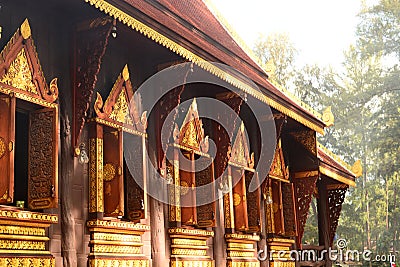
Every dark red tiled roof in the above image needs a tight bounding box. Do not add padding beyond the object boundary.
[119,0,325,128]
[317,148,356,180]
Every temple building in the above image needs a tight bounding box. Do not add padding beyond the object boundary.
[0,1,361,267]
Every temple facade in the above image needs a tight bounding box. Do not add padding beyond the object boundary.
[0,1,361,267]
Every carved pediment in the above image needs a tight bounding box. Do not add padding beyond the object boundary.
[230,122,254,168]
[94,64,147,132]
[269,139,289,180]
[0,19,58,104]
[177,98,208,153]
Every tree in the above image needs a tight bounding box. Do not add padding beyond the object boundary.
[253,33,297,87]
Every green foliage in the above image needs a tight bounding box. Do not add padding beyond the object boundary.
[254,0,400,264]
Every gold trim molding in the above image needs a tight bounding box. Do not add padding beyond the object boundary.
[0,257,55,267]
[0,210,58,224]
[89,258,149,267]
[168,228,214,237]
[319,166,356,187]
[83,0,325,134]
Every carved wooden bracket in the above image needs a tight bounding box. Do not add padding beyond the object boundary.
[72,17,112,150]
[214,95,243,178]
[293,175,318,248]
[327,186,348,246]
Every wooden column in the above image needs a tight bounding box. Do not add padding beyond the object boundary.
[317,180,331,267]
[214,190,227,266]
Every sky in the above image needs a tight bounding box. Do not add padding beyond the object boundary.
[210,0,364,69]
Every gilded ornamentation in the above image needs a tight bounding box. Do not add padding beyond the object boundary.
[230,122,250,167]
[225,233,260,241]
[92,244,141,254]
[233,193,241,207]
[122,64,130,81]
[171,238,206,247]
[20,19,32,39]
[171,248,207,256]
[180,181,189,196]
[0,86,57,108]
[319,166,356,187]
[180,120,199,149]
[0,137,5,159]
[89,138,104,213]
[290,131,317,156]
[293,171,319,179]
[0,210,58,223]
[0,49,38,94]
[168,228,214,237]
[317,142,354,173]
[92,232,141,242]
[170,260,214,267]
[0,226,45,236]
[224,193,233,228]
[322,106,334,127]
[103,163,116,181]
[0,257,55,267]
[269,261,295,267]
[227,242,254,249]
[84,0,325,134]
[351,159,362,177]
[0,240,45,250]
[89,259,149,267]
[227,251,255,258]
[109,91,134,125]
[87,219,149,231]
[227,262,259,267]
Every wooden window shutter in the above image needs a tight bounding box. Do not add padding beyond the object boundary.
[282,182,298,237]
[195,156,216,228]
[0,94,15,204]
[28,107,58,209]
[271,180,284,234]
[232,168,248,232]
[103,126,124,217]
[245,171,261,232]
[124,133,145,222]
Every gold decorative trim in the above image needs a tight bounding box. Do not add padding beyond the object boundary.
[293,171,319,179]
[170,260,214,267]
[0,210,58,223]
[0,225,45,236]
[83,0,325,135]
[0,239,46,250]
[227,262,259,267]
[172,248,207,256]
[225,233,260,242]
[0,257,55,267]
[122,64,130,81]
[322,106,334,127]
[0,86,57,108]
[351,159,362,178]
[227,251,255,257]
[89,258,149,267]
[92,232,141,242]
[0,234,49,241]
[269,261,295,267]
[319,166,356,187]
[171,238,207,247]
[90,118,146,137]
[0,137,5,159]
[317,142,354,175]
[168,228,214,237]
[20,19,32,39]
[227,242,254,250]
[267,238,295,244]
[89,138,104,213]
[87,219,150,231]
[92,244,141,254]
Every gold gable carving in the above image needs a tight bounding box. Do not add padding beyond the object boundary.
[94,64,147,132]
[109,90,133,125]
[230,122,251,167]
[179,99,208,152]
[0,49,38,94]
[0,19,58,105]
[269,140,289,180]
